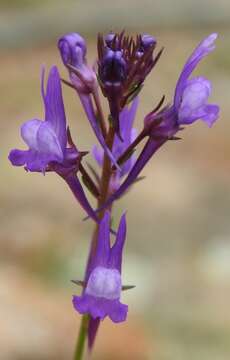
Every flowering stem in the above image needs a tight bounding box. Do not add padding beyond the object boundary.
[98,125,116,213]
[74,315,89,360]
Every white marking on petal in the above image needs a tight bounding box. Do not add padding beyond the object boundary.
[37,122,64,161]
[179,77,212,122]
[21,119,42,151]
[85,266,122,300]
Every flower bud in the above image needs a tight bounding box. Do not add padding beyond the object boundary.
[58,33,97,94]
[100,49,127,85]
[141,34,156,50]
[105,32,116,48]
[58,33,86,68]
[136,34,156,58]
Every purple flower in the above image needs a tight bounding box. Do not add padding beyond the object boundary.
[9,66,98,222]
[73,211,128,323]
[92,33,220,214]
[93,97,138,191]
[174,33,219,127]
[9,66,68,172]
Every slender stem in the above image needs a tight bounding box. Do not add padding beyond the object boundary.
[74,315,89,360]
[92,89,107,138]
[98,125,116,214]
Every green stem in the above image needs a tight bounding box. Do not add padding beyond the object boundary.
[74,315,89,360]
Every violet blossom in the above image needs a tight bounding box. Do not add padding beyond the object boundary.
[73,211,128,322]
[9,66,98,222]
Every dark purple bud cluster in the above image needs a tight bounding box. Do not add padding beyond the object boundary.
[100,49,127,84]
[97,31,161,136]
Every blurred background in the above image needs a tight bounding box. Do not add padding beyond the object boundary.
[1,0,230,359]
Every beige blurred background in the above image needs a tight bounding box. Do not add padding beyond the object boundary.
[1,0,230,359]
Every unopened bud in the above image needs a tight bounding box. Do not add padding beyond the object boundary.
[58,33,97,94]
[58,33,86,67]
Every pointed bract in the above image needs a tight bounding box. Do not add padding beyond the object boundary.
[43,66,67,150]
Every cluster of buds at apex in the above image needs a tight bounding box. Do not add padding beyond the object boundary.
[97,31,162,137]
[58,33,97,94]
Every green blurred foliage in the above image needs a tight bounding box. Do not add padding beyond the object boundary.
[0,0,50,9]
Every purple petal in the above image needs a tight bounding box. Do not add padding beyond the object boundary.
[92,98,138,174]
[9,148,53,172]
[9,149,30,166]
[63,174,99,223]
[109,213,126,272]
[174,33,218,109]
[88,318,100,351]
[119,97,139,138]
[21,119,42,150]
[84,210,111,281]
[201,104,219,127]
[78,93,121,171]
[181,77,211,108]
[178,77,219,127]
[92,144,103,167]
[112,98,139,175]
[73,294,128,323]
[24,151,53,172]
[13,118,65,172]
[113,98,139,159]
[21,119,64,163]
[85,267,122,300]
[94,211,110,266]
[109,300,128,323]
[37,122,64,161]
[119,128,138,176]
[43,66,67,151]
